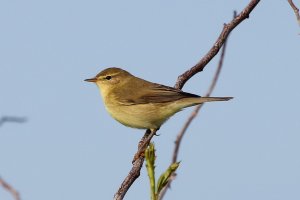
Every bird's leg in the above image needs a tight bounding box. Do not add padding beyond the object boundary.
[132,129,157,164]
[154,127,160,136]
[137,129,151,148]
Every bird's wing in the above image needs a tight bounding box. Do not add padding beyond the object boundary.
[120,83,200,105]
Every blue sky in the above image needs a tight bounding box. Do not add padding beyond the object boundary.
[1,1,300,200]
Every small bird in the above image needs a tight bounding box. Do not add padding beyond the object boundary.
[85,68,232,131]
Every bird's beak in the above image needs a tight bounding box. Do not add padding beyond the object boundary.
[84,77,97,83]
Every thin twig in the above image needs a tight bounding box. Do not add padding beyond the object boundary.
[175,0,260,90]
[113,129,157,200]
[287,0,300,25]
[159,22,232,200]
[0,116,27,127]
[0,116,25,199]
[0,177,21,200]
[113,1,260,199]
[173,26,230,163]
[158,11,236,200]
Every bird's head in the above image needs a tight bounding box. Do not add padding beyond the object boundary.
[85,67,132,95]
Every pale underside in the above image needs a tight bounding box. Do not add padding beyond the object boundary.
[102,80,203,129]
[105,100,195,129]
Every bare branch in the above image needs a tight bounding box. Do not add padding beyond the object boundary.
[113,0,260,199]
[159,11,236,200]
[175,0,260,90]
[0,116,25,198]
[159,25,230,200]
[287,0,300,26]
[0,116,27,127]
[0,177,21,200]
[113,129,157,200]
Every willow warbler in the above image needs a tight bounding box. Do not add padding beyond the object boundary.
[85,68,232,130]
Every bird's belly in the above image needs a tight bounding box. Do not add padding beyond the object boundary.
[105,103,176,129]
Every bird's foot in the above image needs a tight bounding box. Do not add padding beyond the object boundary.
[132,129,158,164]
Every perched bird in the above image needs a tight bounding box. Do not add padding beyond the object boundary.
[85,67,232,131]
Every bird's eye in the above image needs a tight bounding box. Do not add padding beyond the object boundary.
[105,76,112,80]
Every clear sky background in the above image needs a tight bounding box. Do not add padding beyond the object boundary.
[1,1,300,200]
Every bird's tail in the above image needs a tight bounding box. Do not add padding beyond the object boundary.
[176,96,233,109]
[197,96,233,104]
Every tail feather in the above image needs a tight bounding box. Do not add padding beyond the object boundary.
[175,96,233,110]
[198,96,233,103]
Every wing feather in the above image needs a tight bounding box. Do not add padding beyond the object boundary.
[120,83,200,105]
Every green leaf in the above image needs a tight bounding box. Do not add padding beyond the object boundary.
[145,143,156,200]
[156,162,180,194]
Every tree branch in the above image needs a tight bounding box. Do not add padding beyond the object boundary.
[159,11,234,199]
[113,129,157,200]
[174,40,228,164]
[287,0,300,26]
[175,0,260,90]
[0,116,25,200]
[113,1,260,199]
[0,177,20,200]
[173,23,231,162]
[0,116,26,127]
